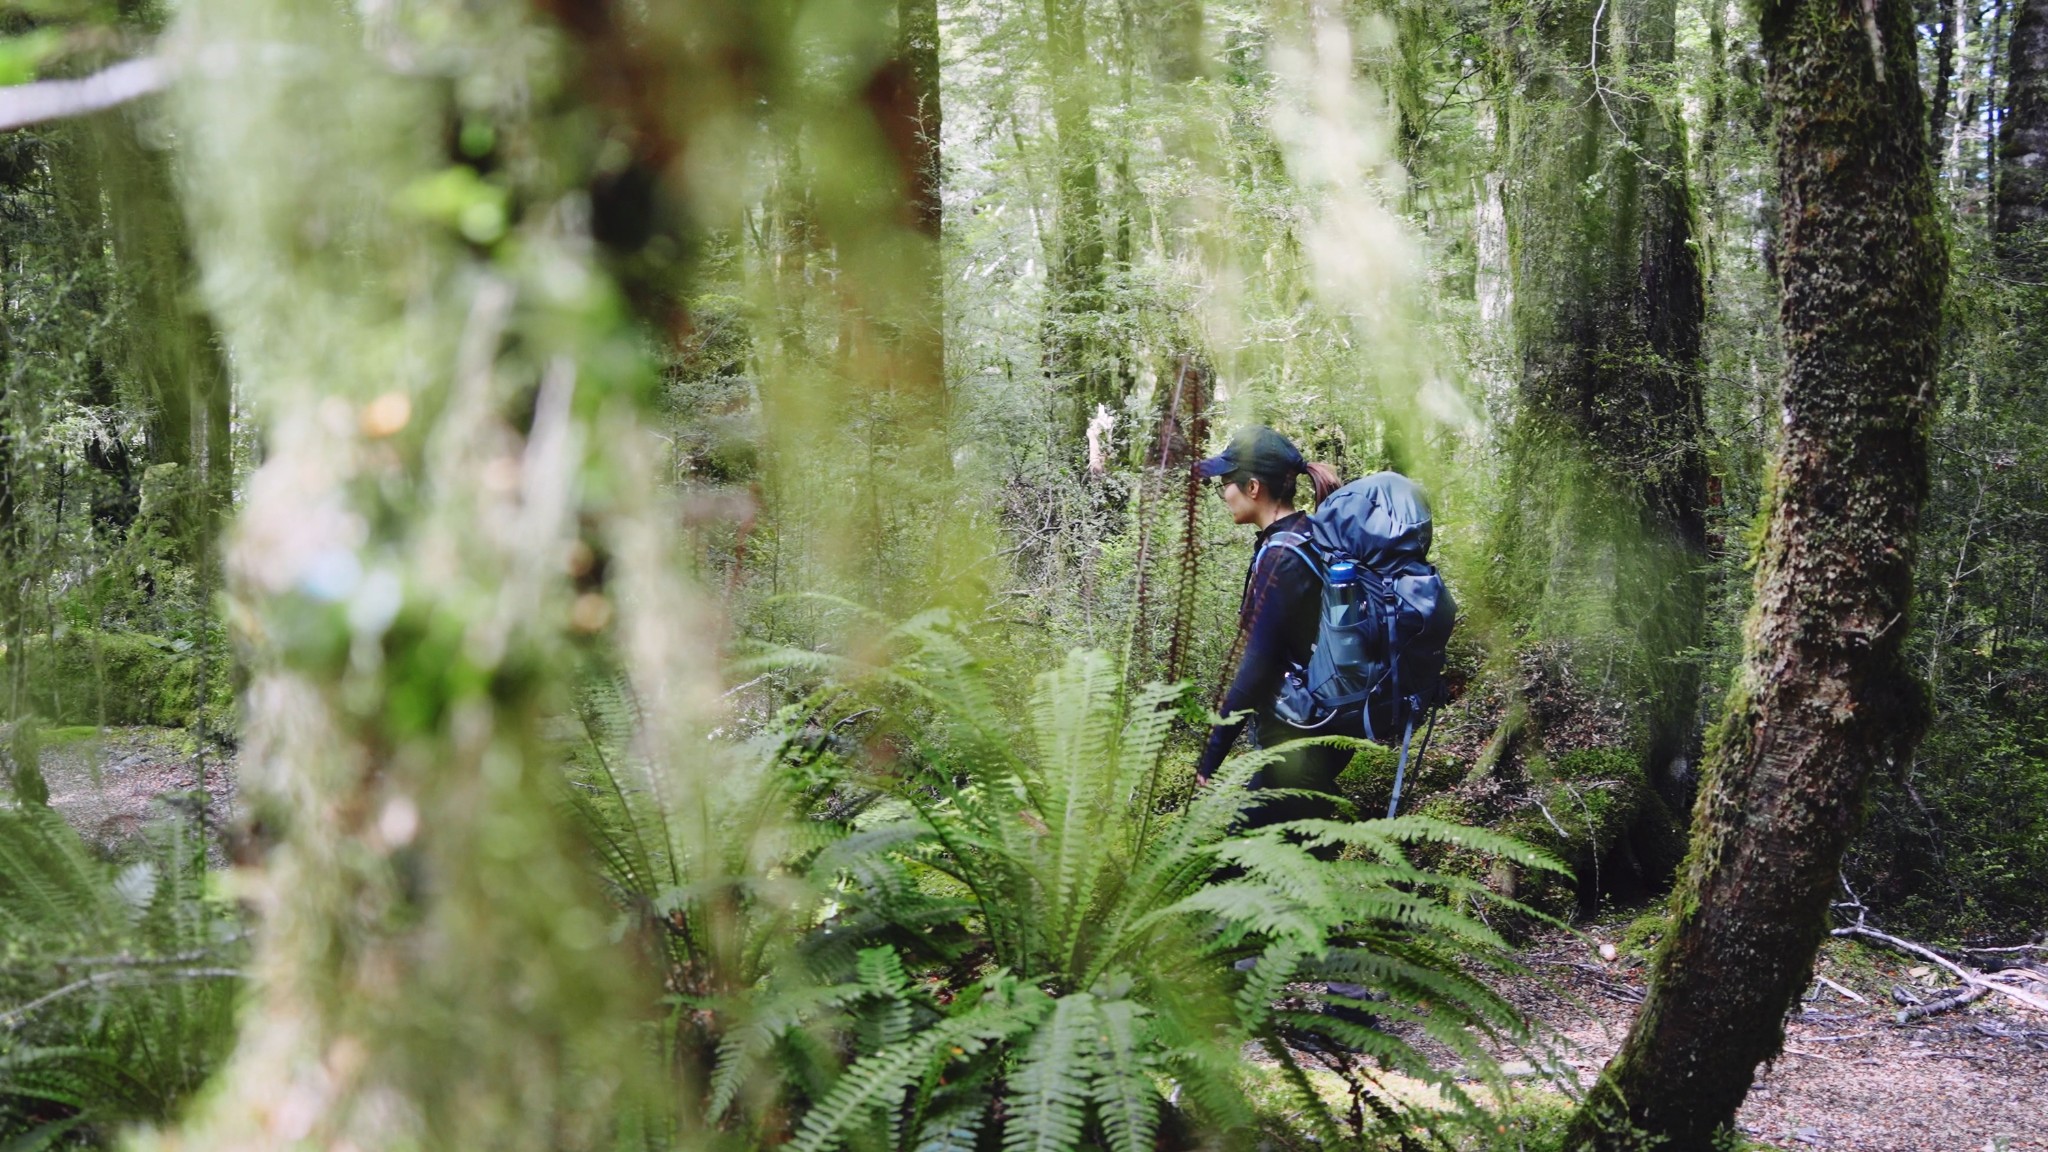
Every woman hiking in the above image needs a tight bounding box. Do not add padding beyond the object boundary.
[1192,425,1384,1039]
[1190,425,1347,829]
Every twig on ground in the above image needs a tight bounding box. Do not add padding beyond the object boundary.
[1812,974,1868,1004]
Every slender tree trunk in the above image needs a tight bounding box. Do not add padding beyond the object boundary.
[1571,0,1945,1146]
[1990,0,2009,205]
[1933,0,1961,159]
[1044,0,1108,451]
[1485,0,1709,898]
[1997,0,2048,269]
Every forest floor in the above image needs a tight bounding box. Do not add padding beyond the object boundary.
[1326,916,2048,1151]
[31,725,236,861]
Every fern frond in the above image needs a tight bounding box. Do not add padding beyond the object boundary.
[788,989,1047,1152]
[1002,992,1097,1152]
[1089,996,1158,1152]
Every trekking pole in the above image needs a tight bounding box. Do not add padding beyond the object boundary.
[1384,706,1438,819]
[1387,719,1415,819]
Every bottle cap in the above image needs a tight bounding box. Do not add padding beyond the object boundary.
[1328,560,1358,583]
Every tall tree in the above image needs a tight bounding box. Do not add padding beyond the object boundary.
[1482,0,1709,892]
[1998,0,2048,268]
[1044,0,1109,448]
[868,0,945,430]
[1572,0,1946,1145]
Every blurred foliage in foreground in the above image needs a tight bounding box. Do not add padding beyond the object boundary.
[0,0,2041,1148]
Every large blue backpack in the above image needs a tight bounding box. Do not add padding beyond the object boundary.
[1267,471,1455,816]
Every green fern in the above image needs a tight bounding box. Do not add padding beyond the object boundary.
[774,622,1568,1152]
[586,611,1567,1151]
[0,808,242,1146]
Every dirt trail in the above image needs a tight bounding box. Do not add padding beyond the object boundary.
[1493,928,2048,1151]
[26,726,236,858]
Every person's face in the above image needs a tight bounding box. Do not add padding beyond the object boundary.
[1218,474,1261,525]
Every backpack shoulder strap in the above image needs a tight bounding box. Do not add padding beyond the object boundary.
[1253,530,1321,578]
[1238,530,1321,628]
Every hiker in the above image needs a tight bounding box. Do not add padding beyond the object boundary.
[1191,425,1346,830]
[1193,424,1456,824]
[1196,426,1457,1045]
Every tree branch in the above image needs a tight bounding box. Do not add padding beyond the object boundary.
[0,57,168,133]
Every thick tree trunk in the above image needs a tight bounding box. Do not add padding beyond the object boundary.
[140,2,727,1146]
[1482,0,1709,900]
[1997,0,2048,269]
[862,0,948,449]
[1571,0,1945,1146]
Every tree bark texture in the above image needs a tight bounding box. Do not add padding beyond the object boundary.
[1572,0,1945,1146]
[1997,0,2048,267]
[862,0,948,443]
[1044,0,1109,448]
[1490,0,1709,851]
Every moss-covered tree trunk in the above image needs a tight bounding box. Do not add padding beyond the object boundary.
[1571,0,1945,1146]
[135,1,733,1146]
[1474,0,1708,907]
[1998,0,2048,269]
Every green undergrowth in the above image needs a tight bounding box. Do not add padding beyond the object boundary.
[1251,1081,1590,1152]
[0,808,245,1144]
[17,630,233,733]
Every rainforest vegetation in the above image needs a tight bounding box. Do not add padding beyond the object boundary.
[0,1,2042,1150]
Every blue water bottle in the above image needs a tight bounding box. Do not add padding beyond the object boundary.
[1323,560,1366,670]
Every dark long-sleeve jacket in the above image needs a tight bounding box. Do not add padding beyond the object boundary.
[1194,511,1321,781]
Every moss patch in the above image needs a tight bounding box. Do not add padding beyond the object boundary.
[39,725,104,747]
[1335,741,1400,814]
[1618,906,1671,964]
[19,630,231,729]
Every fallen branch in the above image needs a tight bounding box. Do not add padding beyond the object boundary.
[1960,942,2047,956]
[1812,974,1867,1004]
[0,57,167,134]
[1895,983,1986,1024]
[1833,922,2048,1017]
